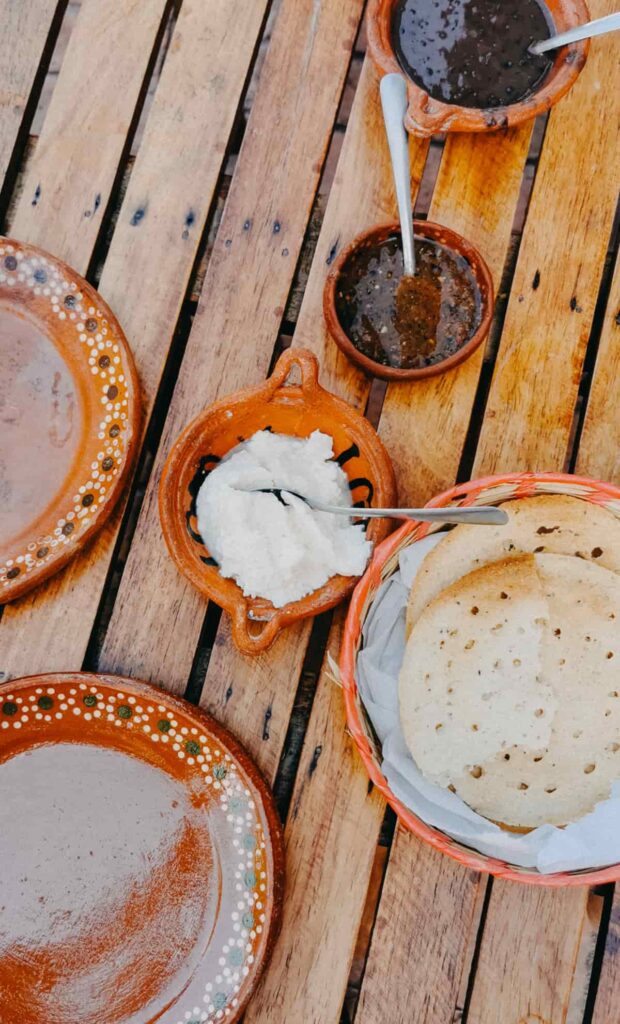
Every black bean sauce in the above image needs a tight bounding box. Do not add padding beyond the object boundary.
[392,0,554,109]
[335,235,481,370]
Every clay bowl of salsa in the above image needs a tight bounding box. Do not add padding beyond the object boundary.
[366,0,590,135]
[323,220,494,382]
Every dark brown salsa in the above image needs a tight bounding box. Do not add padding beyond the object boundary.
[335,234,481,371]
[392,0,554,109]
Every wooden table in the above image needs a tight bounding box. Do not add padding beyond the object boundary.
[1,1,619,1020]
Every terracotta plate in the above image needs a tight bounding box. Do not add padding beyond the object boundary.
[0,237,140,601]
[0,672,284,1024]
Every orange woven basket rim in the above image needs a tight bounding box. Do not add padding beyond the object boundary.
[340,471,620,886]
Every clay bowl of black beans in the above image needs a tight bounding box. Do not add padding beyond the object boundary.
[323,220,494,382]
[367,0,591,136]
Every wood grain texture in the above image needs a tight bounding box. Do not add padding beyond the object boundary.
[0,0,270,677]
[0,0,62,186]
[245,615,386,1024]
[8,0,169,269]
[357,832,484,1024]
[467,884,588,1024]
[377,124,532,507]
[574,252,620,483]
[97,0,366,690]
[473,0,620,478]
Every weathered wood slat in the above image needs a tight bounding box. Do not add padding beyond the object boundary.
[0,0,271,676]
[574,252,620,482]
[245,613,387,1024]
[467,885,588,1024]
[96,0,366,693]
[473,0,620,478]
[377,125,533,506]
[566,893,604,1024]
[569,144,620,1024]
[0,0,63,188]
[8,0,170,269]
[357,832,483,1024]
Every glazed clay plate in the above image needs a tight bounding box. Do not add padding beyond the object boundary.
[0,673,283,1024]
[0,238,140,601]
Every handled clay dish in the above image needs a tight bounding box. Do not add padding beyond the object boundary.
[367,0,590,135]
[159,348,397,655]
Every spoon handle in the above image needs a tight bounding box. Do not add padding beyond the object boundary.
[530,12,620,55]
[380,74,415,276]
[316,503,509,527]
[241,490,508,526]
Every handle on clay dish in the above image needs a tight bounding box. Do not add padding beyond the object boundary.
[231,605,283,656]
[405,101,457,138]
[270,348,321,398]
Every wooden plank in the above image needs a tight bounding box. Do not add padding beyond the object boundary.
[291,63,428,400]
[377,125,533,506]
[467,885,587,1024]
[450,7,620,1021]
[0,0,271,675]
[245,614,387,1024]
[7,0,169,269]
[473,0,620,479]
[96,0,366,693]
[356,832,483,1024]
[574,252,620,483]
[0,0,62,187]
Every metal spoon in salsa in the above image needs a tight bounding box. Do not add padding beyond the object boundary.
[335,232,481,371]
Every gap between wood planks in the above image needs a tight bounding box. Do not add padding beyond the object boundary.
[0,0,69,226]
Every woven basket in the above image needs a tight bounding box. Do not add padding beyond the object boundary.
[340,472,620,886]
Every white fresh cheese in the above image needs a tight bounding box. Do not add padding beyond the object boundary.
[196,430,372,607]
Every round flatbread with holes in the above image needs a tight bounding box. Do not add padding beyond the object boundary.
[399,553,620,829]
[406,495,620,635]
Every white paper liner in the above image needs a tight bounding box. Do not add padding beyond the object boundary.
[356,534,620,874]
